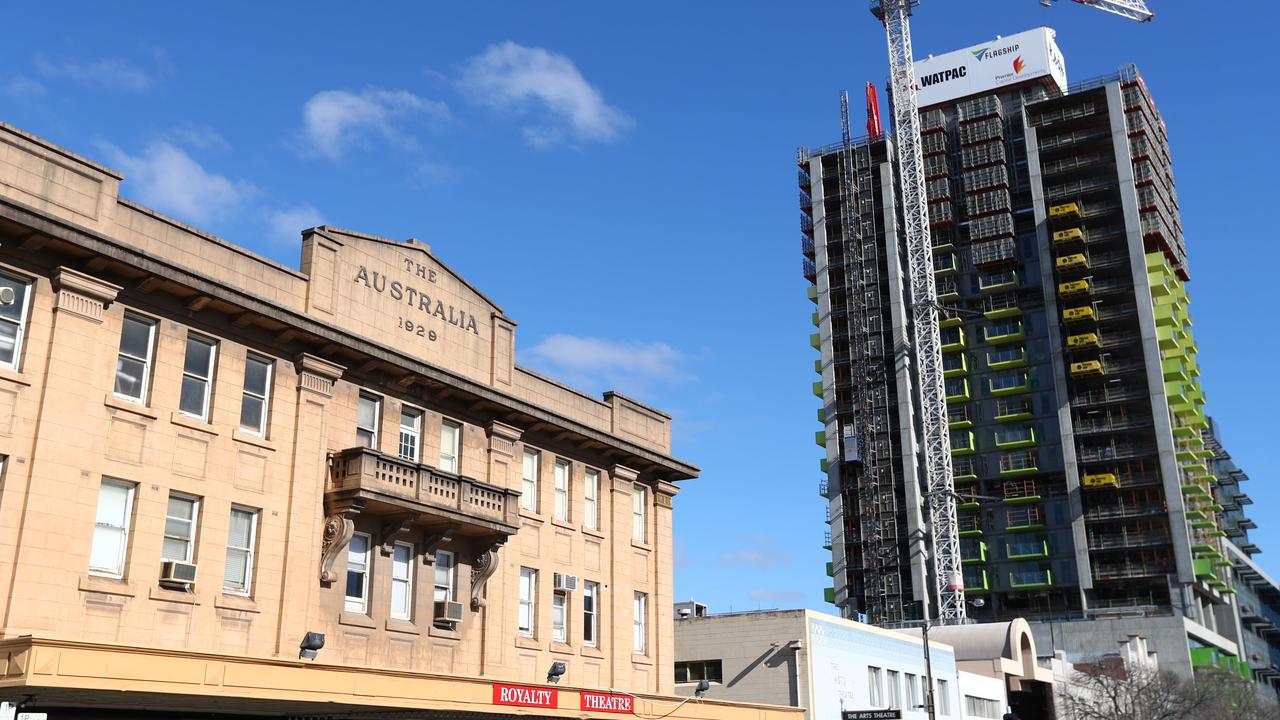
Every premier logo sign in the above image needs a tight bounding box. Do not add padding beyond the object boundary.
[492,683,559,708]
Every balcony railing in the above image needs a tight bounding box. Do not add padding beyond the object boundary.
[329,447,520,535]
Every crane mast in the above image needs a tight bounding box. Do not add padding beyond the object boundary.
[869,0,966,625]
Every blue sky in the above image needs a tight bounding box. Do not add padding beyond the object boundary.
[5,1,1278,611]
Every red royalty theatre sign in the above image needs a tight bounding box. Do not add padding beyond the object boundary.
[491,685,634,715]
[580,691,635,714]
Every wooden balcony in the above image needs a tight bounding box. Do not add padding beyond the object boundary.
[328,447,520,538]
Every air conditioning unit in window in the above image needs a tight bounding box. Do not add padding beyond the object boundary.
[553,573,579,592]
[434,600,464,623]
[160,560,197,587]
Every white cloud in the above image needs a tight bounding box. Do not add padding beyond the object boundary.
[300,87,448,160]
[459,42,632,146]
[164,124,231,152]
[748,589,806,605]
[34,54,163,93]
[102,141,256,226]
[5,75,45,97]
[268,204,325,247]
[720,534,793,568]
[523,334,690,395]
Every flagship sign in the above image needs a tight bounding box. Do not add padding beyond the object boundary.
[492,683,558,708]
[352,257,481,337]
[914,26,1067,107]
[581,692,635,714]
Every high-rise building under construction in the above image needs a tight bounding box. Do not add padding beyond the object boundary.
[800,27,1246,678]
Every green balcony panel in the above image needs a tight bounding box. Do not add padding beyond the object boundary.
[810,332,821,350]
[983,306,1023,320]
[1006,540,1049,560]
[807,285,818,302]
[994,428,1037,449]
[812,380,824,398]
[1190,647,1220,670]
[815,431,827,447]
[1009,569,1053,590]
[824,587,835,604]
[1193,558,1214,579]
[963,569,990,593]
[984,326,1027,344]
[814,358,822,374]
[820,459,829,473]
[817,408,826,423]
[826,561,833,577]
[1000,466,1040,477]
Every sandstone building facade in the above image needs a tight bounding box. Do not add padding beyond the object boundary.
[0,121,790,720]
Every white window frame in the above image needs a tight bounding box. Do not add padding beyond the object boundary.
[0,270,33,371]
[552,591,568,643]
[906,674,919,711]
[357,393,381,450]
[886,669,901,710]
[554,459,571,522]
[161,492,201,564]
[633,591,648,654]
[584,468,600,531]
[89,479,135,578]
[390,541,414,620]
[114,314,156,403]
[632,484,648,543]
[178,334,217,421]
[434,549,456,603]
[439,419,461,473]
[518,567,537,637]
[239,354,272,437]
[223,506,259,595]
[398,407,422,463]
[521,449,540,513]
[868,667,883,707]
[937,679,951,716]
[345,531,372,613]
[583,580,599,647]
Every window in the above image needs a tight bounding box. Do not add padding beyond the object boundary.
[944,377,968,398]
[632,484,647,543]
[224,506,258,594]
[949,429,974,452]
[114,314,156,402]
[90,479,135,577]
[941,352,965,372]
[940,326,962,346]
[868,667,884,706]
[906,674,920,711]
[398,408,422,462]
[434,550,456,602]
[584,469,600,531]
[633,591,648,654]
[1000,449,1038,473]
[162,493,200,563]
[583,580,599,646]
[357,394,381,449]
[240,354,272,436]
[988,345,1024,366]
[937,679,951,716]
[986,318,1023,339]
[178,334,217,420]
[518,567,537,637]
[345,532,371,612]
[439,419,461,473]
[995,396,1032,417]
[391,542,414,620]
[989,370,1029,392]
[552,591,568,643]
[521,449,540,512]
[0,271,32,370]
[887,670,901,709]
[947,405,970,425]
[675,660,724,684]
[964,696,1001,719]
[554,459,571,522]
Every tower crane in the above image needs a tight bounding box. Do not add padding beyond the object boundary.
[865,0,1153,630]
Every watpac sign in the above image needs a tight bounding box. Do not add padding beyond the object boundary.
[914,27,1067,107]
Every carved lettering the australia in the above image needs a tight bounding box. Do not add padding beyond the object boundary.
[352,259,481,337]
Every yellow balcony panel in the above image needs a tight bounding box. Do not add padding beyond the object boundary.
[984,324,1026,344]
[1053,227,1084,245]
[1059,279,1091,297]
[1070,360,1104,378]
[1049,202,1081,219]
[940,316,964,328]
[1067,332,1100,349]
[1063,306,1096,323]
[1056,253,1089,272]
[1082,473,1119,489]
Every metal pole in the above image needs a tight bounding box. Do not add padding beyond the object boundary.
[922,620,937,720]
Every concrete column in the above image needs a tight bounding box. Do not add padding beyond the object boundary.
[653,479,679,694]
[608,464,639,690]
[272,353,344,657]
[479,420,522,677]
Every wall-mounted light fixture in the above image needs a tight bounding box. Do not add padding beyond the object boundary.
[547,661,566,684]
[299,631,326,660]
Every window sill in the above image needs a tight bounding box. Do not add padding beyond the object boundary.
[385,618,421,635]
[339,611,377,629]
[518,510,544,524]
[551,519,576,532]
[581,646,605,659]
[631,540,653,552]
[214,593,260,613]
[582,527,606,540]
[515,635,541,650]
[428,624,462,641]
[233,429,276,452]
[149,585,199,605]
[79,575,135,597]
[0,367,31,389]
[632,654,654,667]
[103,393,158,420]
[170,412,218,436]
[550,641,575,656]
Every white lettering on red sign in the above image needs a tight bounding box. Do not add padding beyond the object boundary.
[581,692,635,714]
[492,683,558,708]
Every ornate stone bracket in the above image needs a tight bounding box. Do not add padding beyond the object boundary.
[319,513,356,585]
[419,524,458,565]
[52,266,121,324]
[378,514,420,556]
[470,542,503,611]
